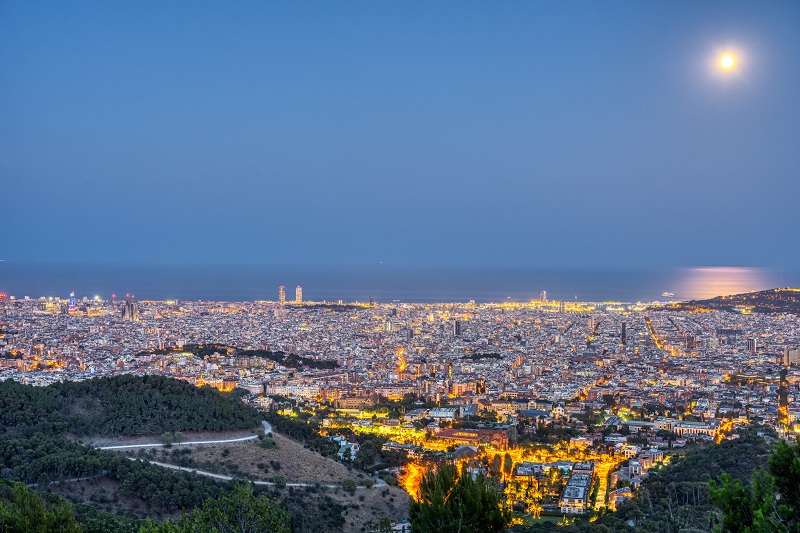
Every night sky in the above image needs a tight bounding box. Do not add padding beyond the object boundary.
[2,2,799,269]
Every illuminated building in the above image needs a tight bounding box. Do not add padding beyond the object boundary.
[453,320,462,336]
[121,300,139,321]
[68,292,77,314]
[295,285,302,304]
[540,290,547,302]
[783,347,800,366]
[278,286,286,305]
[746,338,757,355]
[686,335,696,350]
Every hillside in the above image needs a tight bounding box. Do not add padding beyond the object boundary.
[0,376,407,532]
[0,374,262,437]
[655,288,800,314]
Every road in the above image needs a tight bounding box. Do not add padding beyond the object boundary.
[101,420,386,489]
[98,421,273,450]
[128,458,385,489]
[135,459,343,488]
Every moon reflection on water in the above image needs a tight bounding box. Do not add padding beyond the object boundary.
[675,267,777,300]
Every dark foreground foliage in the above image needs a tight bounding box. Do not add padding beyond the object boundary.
[142,483,290,533]
[710,437,800,532]
[410,462,510,533]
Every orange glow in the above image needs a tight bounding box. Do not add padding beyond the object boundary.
[676,267,775,300]
[399,462,426,501]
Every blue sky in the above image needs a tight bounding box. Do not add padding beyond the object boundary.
[2,1,798,268]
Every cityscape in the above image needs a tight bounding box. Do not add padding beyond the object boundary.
[2,0,800,531]
[1,284,798,529]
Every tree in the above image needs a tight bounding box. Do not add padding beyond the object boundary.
[0,481,81,533]
[342,479,357,494]
[410,463,509,533]
[489,454,502,477]
[367,517,393,533]
[710,437,800,532]
[602,394,617,409]
[144,483,290,533]
[502,453,514,479]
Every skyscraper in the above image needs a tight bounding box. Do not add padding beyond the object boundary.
[295,286,302,304]
[621,322,627,345]
[783,348,800,366]
[121,300,139,321]
[68,291,77,313]
[747,338,757,355]
[453,320,462,336]
[278,286,286,305]
[686,335,696,350]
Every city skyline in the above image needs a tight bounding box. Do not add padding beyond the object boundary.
[2,3,800,529]
[2,1,799,269]
[2,264,797,304]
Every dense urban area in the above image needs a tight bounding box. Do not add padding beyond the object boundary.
[1,288,799,531]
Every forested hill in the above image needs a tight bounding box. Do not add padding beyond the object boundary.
[0,375,262,437]
[656,288,800,314]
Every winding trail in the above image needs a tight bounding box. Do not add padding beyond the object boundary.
[98,421,273,450]
[134,459,345,488]
[98,421,386,488]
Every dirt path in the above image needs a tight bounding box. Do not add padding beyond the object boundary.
[90,421,272,449]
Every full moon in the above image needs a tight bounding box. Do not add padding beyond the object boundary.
[720,55,734,69]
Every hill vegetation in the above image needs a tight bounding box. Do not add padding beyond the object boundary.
[135,344,339,370]
[238,349,339,370]
[0,375,406,531]
[0,375,262,437]
[656,288,800,314]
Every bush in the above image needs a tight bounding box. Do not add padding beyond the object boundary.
[341,479,357,494]
[273,475,287,490]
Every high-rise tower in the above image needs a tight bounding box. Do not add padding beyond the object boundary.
[68,292,77,313]
[747,338,757,355]
[621,322,627,345]
[295,286,302,304]
[121,300,139,321]
[278,286,286,305]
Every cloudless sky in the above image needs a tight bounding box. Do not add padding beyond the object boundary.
[2,1,799,269]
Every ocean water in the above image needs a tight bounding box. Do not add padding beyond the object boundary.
[0,263,796,304]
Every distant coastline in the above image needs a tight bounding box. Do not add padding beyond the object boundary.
[1,263,797,304]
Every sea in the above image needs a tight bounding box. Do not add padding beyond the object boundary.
[0,263,797,304]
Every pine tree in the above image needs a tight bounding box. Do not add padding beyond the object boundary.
[410,463,510,533]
